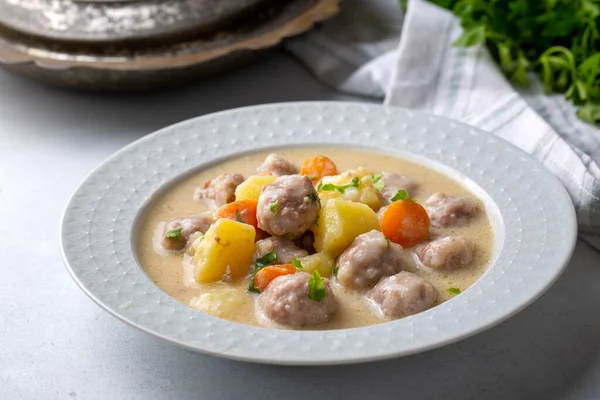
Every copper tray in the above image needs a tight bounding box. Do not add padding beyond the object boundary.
[0,0,339,90]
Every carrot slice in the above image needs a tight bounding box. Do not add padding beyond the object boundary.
[300,156,338,184]
[216,200,258,229]
[254,264,297,292]
[381,200,430,247]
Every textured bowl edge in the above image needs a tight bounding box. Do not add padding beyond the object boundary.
[59,101,579,365]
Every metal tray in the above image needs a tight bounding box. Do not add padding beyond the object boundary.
[0,0,273,43]
[0,0,339,90]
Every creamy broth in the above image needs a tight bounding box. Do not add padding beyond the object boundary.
[137,147,494,330]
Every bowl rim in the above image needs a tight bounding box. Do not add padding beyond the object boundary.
[60,102,577,365]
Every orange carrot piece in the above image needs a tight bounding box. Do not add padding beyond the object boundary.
[300,156,338,184]
[381,200,430,247]
[216,200,258,229]
[254,264,297,292]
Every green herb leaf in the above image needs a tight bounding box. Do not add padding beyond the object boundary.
[385,236,391,248]
[371,173,385,190]
[307,192,319,203]
[512,52,530,86]
[247,283,261,294]
[318,182,335,191]
[291,258,303,270]
[269,200,279,214]
[577,103,600,125]
[332,265,339,276]
[548,55,570,70]
[496,41,513,72]
[317,176,360,194]
[447,287,461,295]
[435,0,600,126]
[307,271,327,302]
[247,251,277,293]
[453,25,486,47]
[165,228,183,239]
[256,251,277,268]
[283,233,295,240]
[391,189,412,202]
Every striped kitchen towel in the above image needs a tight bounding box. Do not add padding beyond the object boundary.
[286,0,600,249]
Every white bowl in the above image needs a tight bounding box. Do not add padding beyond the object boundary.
[61,102,577,365]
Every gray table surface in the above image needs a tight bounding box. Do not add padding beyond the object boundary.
[1,52,599,400]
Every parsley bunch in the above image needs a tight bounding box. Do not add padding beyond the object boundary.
[413,0,600,125]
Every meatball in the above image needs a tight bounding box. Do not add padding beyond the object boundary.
[256,153,298,177]
[161,213,214,251]
[424,193,479,228]
[258,273,337,327]
[379,171,418,201]
[254,236,308,264]
[336,230,404,290]
[418,236,475,270]
[370,272,436,319]
[193,173,244,209]
[257,175,320,238]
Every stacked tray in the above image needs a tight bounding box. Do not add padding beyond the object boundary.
[0,0,339,90]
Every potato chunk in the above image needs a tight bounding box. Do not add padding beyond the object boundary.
[189,284,247,318]
[298,252,336,277]
[192,219,256,283]
[311,198,381,258]
[317,167,381,211]
[234,175,277,202]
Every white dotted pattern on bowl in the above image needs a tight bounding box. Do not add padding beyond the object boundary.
[60,102,577,365]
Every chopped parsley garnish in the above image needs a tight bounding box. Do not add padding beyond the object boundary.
[384,236,391,248]
[235,210,244,223]
[421,0,600,126]
[256,251,277,268]
[291,258,303,270]
[317,182,335,192]
[447,287,461,295]
[164,228,183,239]
[332,265,339,276]
[247,251,277,293]
[283,233,295,240]
[317,176,360,194]
[314,215,320,227]
[307,192,319,203]
[391,189,412,202]
[307,271,327,302]
[269,200,280,214]
[371,173,384,191]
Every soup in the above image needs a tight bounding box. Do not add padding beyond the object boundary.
[137,148,494,330]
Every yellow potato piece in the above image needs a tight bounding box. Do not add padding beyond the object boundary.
[189,284,247,318]
[298,252,336,277]
[234,175,277,201]
[311,198,381,258]
[318,168,382,211]
[192,219,256,283]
